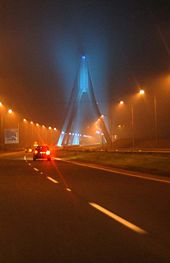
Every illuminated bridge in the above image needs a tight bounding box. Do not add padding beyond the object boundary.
[57,56,112,146]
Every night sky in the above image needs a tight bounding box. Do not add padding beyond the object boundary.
[0,0,169,129]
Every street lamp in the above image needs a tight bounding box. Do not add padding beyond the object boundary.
[118,91,145,151]
[139,89,158,146]
[8,109,13,114]
[131,90,145,150]
[139,89,145,95]
[22,119,28,147]
[30,121,34,144]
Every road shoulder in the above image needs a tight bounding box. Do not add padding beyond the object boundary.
[55,158,170,184]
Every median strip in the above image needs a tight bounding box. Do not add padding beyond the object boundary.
[89,202,147,235]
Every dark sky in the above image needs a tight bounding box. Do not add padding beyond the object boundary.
[0,0,169,129]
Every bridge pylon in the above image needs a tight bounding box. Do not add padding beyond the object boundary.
[57,56,112,146]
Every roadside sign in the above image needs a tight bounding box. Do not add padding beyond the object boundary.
[4,129,19,144]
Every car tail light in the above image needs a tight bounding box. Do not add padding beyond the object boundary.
[34,150,38,154]
[46,150,50,155]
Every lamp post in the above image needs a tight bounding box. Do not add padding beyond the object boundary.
[42,125,46,144]
[130,104,135,151]
[23,118,27,147]
[118,89,145,151]
[48,126,52,145]
[153,95,158,146]
[119,101,134,151]
[30,121,34,145]
[118,100,135,150]
[54,128,57,145]
[0,102,3,149]
[36,123,40,144]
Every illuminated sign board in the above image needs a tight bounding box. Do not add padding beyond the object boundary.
[4,129,19,144]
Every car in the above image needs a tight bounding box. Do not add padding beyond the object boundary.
[33,146,51,161]
[25,147,33,153]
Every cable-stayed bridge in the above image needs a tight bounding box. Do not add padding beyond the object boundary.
[57,56,111,146]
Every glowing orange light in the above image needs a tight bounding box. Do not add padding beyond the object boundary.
[54,128,57,131]
[139,89,145,95]
[119,100,124,105]
[36,123,39,127]
[8,109,13,114]
[30,121,33,125]
[0,102,2,107]
[48,126,52,130]
[23,118,27,122]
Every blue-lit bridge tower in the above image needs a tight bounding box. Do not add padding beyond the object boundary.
[57,56,111,146]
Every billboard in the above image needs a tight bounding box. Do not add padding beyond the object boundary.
[4,129,19,144]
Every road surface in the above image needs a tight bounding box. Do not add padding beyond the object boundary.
[0,151,169,263]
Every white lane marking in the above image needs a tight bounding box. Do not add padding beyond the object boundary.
[66,188,72,192]
[89,202,147,235]
[33,168,39,172]
[60,160,170,184]
[47,177,59,184]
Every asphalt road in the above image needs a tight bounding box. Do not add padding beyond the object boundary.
[0,151,170,263]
